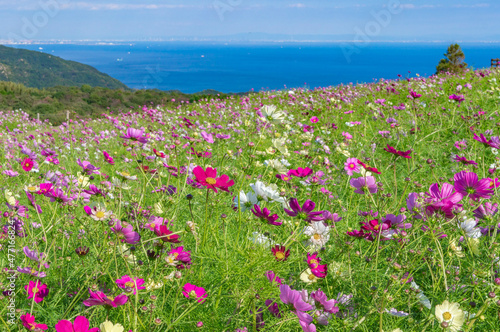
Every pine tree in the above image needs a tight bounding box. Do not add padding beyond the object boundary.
[436,44,468,74]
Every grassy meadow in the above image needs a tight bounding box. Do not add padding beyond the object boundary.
[1,68,500,332]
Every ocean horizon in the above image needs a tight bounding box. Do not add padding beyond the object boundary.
[7,42,500,94]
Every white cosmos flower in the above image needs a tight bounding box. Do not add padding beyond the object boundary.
[116,170,137,181]
[260,105,285,123]
[434,300,465,332]
[234,191,258,212]
[300,268,318,284]
[459,218,482,239]
[249,232,274,247]
[90,205,112,221]
[304,221,330,248]
[100,321,124,332]
[112,177,132,190]
[410,282,431,309]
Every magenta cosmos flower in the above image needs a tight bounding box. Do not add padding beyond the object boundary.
[287,167,313,178]
[20,313,48,331]
[284,198,325,222]
[25,280,49,303]
[115,275,146,294]
[22,158,34,172]
[251,204,282,226]
[102,151,115,165]
[111,220,141,244]
[344,158,360,176]
[350,176,378,194]
[306,252,328,278]
[154,224,181,243]
[182,283,207,303]
[473,133,500,149]
[120,127,148,144]
[55,316,99,332]
[384,144,412,158]
[82,289,128,308]
[453,171,493,200]
[192,166,234,193]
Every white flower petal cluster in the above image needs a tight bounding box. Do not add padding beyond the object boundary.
[303,221,330,248]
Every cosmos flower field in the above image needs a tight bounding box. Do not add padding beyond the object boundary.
[1,69,500,332]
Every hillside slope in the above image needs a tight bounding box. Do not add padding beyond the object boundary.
[0,45,128,90]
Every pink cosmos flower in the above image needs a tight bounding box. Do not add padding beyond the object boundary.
[200,131,214,143]
[20,313,48,331]
[182,283,207,303]
[266,270,282,285]
[344,158,360,176]
[454,140,467,150]
[25,280,49,303]
[120,127,148,144]
[22,158,34,172]
[342,131,352,140]
[111,220,141,244]
[310,116,318,123]
[166,246,192,269]
[486,177,500,189]
[55,316,99,332]
[453,171,493,201]
[306,252,328,278]
[37,183,53,195]
[279,284,314,312]
[192,166,234,193]
[350,176,378,194]
[82,289,128,308]
[115,275,146,294]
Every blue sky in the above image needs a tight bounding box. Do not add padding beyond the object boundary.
[0,0,498,41]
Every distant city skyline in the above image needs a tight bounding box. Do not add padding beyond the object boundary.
[0,0,498,42]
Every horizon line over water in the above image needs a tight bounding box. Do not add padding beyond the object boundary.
[8,42,500,94]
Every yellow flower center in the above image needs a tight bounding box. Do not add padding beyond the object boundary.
[275,252,285,260]
[309,259,318,267]
[125,281,135,288]
[28,186,37,192]
[374,225,379,231]
[313,234,321,240]
[442,312,452,321]
[349,164,355,169]
[95,211,105,219]
[121,171,130,177]
[32,286,39,294]
[308,273,316,280]
[205,177,217,185]
[189,290,197,298]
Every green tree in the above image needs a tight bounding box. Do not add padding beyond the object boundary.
[436,43,468,74]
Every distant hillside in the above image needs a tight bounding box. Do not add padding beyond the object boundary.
[0,81,246,125]
[0,45,128,90]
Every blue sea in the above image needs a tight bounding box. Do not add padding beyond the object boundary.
[8,42,500,94]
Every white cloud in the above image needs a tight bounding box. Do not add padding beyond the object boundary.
[15,2,201,11]
[288,3,306,8]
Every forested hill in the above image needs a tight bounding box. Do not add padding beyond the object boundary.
[0,45,128,90]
